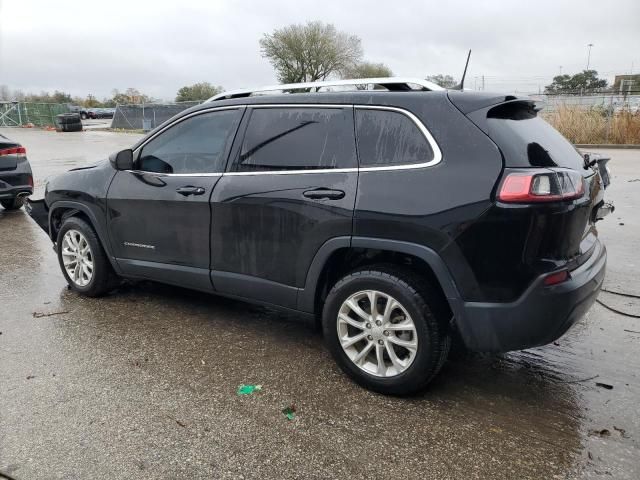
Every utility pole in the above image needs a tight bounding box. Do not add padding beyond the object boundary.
[482,75,485,91]
[586,43,594,70]
[559,65,563,76]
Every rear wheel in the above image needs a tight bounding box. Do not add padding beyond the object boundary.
[1,197,25,210]
[322,266,450,395]
[56,217,118,296]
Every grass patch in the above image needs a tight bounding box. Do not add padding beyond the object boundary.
[543,106,640,145]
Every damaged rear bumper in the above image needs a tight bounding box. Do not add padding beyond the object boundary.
[25,198,50,235]
[457,238,607,352]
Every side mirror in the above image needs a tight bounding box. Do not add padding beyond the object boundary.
[109,149,134,170]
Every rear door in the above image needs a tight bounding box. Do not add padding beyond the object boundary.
[107,107,243,291]
[210,105,358,308]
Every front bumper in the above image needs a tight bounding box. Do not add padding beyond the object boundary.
[457,238,607,352]
[25,198,50,235]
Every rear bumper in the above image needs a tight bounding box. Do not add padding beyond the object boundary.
[25,198,50,234]
[0,186,32,199]
[457,238,607,352]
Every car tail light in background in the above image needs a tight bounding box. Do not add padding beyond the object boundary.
[543,270,570,286]
[0,146,26,157]
[498,170,585,203]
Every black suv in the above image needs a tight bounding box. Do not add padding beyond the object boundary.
[27,78,612,394]
[0,133,33,210]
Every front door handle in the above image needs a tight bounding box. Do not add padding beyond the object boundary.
[176,186,206,196]
[303,188,346,200]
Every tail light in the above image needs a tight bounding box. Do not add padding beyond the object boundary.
[0,146,26,157]
[498,170,585,203]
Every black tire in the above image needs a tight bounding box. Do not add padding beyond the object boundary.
[61,123,83,132]
[322,266,450,395]
[80,113,87,120]
[56,216,118,297]
[0,197,25,210]
[56,113,81,124]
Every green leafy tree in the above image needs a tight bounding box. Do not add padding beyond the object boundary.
[110,88,152,105]
[51,90,72,103]
[426,74,457,88]
[175,82,223,102]
[545,70,608,94]
[341,62,393,79]
[260,21,363,83]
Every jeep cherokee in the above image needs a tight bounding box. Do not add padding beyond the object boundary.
[26,78,613,395]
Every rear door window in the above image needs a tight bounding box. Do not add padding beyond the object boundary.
[138,109,241,174]
[234,107,356,172]
[355,108,434,167]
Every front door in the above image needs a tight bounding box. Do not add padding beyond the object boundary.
[210,105,358,308]
[107,107,243,291]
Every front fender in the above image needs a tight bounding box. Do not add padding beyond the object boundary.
[48,200,121,274]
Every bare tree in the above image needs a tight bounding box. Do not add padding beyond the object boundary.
[426,74,458,88]
[341,62,393,79]
[260,21,363,84]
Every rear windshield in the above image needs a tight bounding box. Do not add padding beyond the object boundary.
[486,103,585,171]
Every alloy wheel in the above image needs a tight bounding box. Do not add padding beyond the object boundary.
[61,229,94,287]
[337,290,418,377]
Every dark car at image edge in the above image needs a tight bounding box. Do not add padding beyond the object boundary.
[0,133,33,210]
[26,77,614,394]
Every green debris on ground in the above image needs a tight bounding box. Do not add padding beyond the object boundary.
[282,404,296,420]
[237,384,262,395]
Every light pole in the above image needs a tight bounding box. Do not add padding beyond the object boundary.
[559,65,563,76]
[586,44,594,70]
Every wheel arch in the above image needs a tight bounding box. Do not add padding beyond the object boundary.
[48,201,120,273]
[298,236,465,325]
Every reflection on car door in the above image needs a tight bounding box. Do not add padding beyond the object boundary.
[107,107,243,291]
[210,106,358,309]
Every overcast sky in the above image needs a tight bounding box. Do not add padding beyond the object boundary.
[1,0,638,101]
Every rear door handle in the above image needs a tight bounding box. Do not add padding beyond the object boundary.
[176,186,206,196]
[303,188,345,200]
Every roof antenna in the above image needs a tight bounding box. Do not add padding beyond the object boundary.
[453,49,472,90]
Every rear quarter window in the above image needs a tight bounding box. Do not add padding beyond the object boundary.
[355,108,434,168]
[486,103,585,171]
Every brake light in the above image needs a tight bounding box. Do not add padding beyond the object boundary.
[544,270,569,286]
[498,170,584,203]
[0,146,26,157]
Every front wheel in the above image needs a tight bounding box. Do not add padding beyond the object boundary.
[56,216,118,296]
[322,267,450,395]
[1,197,25,210]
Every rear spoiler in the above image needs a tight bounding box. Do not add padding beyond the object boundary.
[448,91,539,136]
[447,91,535,115]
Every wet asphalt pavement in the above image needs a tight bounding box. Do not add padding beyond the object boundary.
[1,128,639,479]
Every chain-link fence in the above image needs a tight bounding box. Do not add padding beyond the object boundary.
[0,102,70,127]
[111,101,202,130]
[535,94,640,113]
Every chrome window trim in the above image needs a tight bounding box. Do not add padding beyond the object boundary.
[129,104,442,177]
[123,171,223,178]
